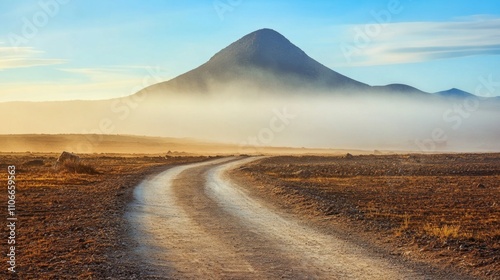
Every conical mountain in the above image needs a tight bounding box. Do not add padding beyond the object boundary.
[143,28,371,95]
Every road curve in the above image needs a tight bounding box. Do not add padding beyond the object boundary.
[127,157,429,279]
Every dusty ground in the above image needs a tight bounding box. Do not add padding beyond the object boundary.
[0,153,209,279]
[129,157,464,279]
[1,152,497,279]
[0,134,350,155]
[231,153,500,279]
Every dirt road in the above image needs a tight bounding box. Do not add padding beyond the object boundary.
[127,157,457,279]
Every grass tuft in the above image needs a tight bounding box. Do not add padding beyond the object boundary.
[62,160,100,174]
[423,224,464,240]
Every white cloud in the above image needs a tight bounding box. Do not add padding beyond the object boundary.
[0,57,67,69]
[0,65,172,102]
[339,17,500,66]
[59,65,164,81]
[59,66,171,89]
[0,45,67,70]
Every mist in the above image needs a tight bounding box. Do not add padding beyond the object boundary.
[1,86,499,153]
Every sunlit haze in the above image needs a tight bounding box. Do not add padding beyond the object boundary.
[1,1,499,153]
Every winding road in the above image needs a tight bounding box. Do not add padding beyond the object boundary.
[126,157,439,279]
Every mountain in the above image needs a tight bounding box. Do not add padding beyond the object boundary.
[140,28,489,99]
[142,28,372,95]
[372,84,428,96]
[1,29,498,152]
[434,88,475,99]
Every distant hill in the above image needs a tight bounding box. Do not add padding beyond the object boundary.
[434,88,476,99]
[0,134,344,155]
[372,84,428,97]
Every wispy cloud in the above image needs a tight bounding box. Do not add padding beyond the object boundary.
[59,66,160,79]
[0,58,67,69]
[0,65,171,102]
[340,16,500,66]
[0,44,67,70]
[58,66,170,89]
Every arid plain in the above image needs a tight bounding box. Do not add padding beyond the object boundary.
[1,134,498,279]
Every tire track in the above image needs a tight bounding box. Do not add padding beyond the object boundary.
[172,158,313,279]
[127,157,433,279]
[128,158,258,279]
[205,158,424,280]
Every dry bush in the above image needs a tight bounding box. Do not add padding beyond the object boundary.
[237,154,500,278]
[395,214,411,237]
[422,224,468,240]
[61,160,100,174]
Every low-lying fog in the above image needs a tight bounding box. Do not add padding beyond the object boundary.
[2,89,499,153]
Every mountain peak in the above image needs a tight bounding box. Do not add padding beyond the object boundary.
[211,28,289,57]
[147,28,370,94]
[435,88,474,98]
[208,28,309,71]
[210,28,296,57]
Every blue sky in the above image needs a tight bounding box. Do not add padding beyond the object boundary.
[1,0,500,101]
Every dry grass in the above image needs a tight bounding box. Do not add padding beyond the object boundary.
[422,224,468,240]
[60,160,100,174]
[236,153,500,279]
[395,214,411,237]
[0,153,210,279]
